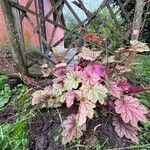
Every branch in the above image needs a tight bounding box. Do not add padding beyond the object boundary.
[72,0,92,17]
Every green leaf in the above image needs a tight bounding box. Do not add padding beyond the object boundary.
[11,121,25,139]
[80,83,108,104]
[0,84,11,108]
[64,72,81,90]
[0,75,8,90]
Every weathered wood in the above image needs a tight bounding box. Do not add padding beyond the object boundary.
[0,0,28,75]
[64,0,82,24]
[107,4,120,28]
[117,0,130,23]
[131,0,145,40]
[33,0,62,33]
[49,2,64,46]
[20,0,33,20]
[72,0,92,17]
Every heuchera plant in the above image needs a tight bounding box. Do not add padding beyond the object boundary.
[32,40,150,144]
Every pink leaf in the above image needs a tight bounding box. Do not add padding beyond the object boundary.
[128,85,144,94]
[65,91,76,108]
[67,64,81,72]
[113,117,139,143]
[92,63,104,77]
[62,114,86,144]
[117,80,130,91]
[53,75,65,83]
[81,65,101,85]
[53,65,66,77]
[109,80,130,98]
[76,100,96,126]
[115,96,149,127]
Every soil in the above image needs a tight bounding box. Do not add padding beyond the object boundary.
[0,50,16,75]
[29,109,64,150]
[0,94,129,150]
[0,104,17,125]
[29,107,129,150]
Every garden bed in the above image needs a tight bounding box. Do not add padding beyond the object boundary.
[0,54,150,150]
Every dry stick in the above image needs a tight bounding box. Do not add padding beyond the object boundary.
[72,0,92,17]
[123,0,131,8]
[25,15,49,47]
[22,14,61,64]
[26,55,42,68]
[52,0,109,47]
[24,15,63,64]
[50,0,64,26]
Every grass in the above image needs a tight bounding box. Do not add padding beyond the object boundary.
[128,55,150,85]
[0,75,35,150]
[0,116,29,150]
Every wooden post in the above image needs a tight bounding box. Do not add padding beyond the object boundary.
[0,0,28,75]
[131,0,145,40]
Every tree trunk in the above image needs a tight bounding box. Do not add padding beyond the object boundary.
[131,0,145,40]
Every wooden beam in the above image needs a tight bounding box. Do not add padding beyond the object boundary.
[0,0,28,75]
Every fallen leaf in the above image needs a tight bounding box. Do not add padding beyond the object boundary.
[84,32,106,43]
[130,40,150,52]
[78,46,101,61]
[41,64,52,77]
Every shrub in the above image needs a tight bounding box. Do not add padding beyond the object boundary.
[32,39,150,144]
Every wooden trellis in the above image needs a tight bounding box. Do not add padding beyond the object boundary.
[0,0,146,75]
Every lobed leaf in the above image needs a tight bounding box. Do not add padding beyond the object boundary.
[32,86,52,105]
[76,100,95,126]
[52,83,64,97]
[115,96,149,127]
[62,114,86,144]
[78,46,101,61]
[109,80,129,98]
[113,117,139,143]
[81,65,101,86]
[64,72,81,90]
[81,83,108,104]
[130,40,150,52]
[65,91,77,108]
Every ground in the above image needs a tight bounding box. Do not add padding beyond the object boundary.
[0,51,150,150]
